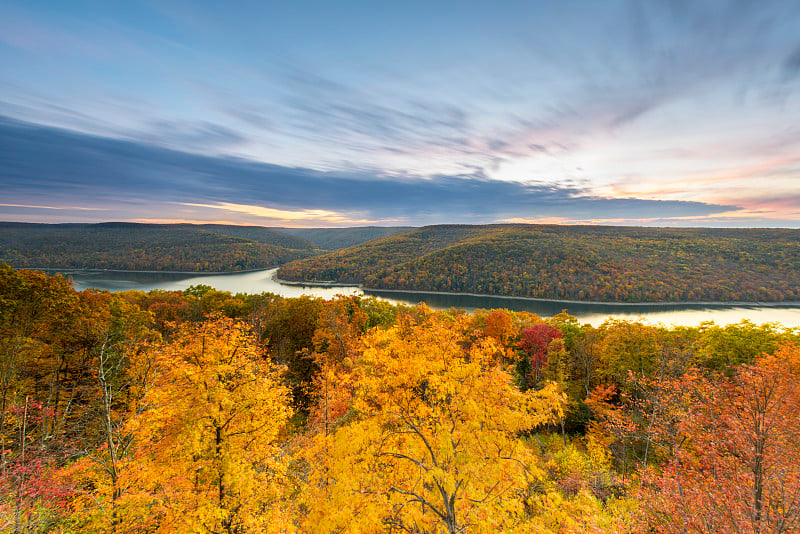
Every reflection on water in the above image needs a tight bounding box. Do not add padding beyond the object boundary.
[365,290,800,328]
[62,268,361,300]
[59,268,800,328]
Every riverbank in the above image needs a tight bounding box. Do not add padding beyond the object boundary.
[33,266,276,275]
[41,266,800,327]
[276,274,800,308]
[365,287,800,308]
[271,272,366,288]
[28,266,800,308]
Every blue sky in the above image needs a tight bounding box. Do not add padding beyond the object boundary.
[1,0,799,227]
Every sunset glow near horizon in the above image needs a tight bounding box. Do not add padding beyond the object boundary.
[1,1,799,228]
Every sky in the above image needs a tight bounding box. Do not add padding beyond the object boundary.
[1,0,799,228]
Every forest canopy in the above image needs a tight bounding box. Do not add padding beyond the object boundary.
[1,264,799,532]
[0,222,318,272]
[279,224,800,303]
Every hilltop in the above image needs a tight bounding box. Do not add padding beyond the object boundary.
[278,224,800,303]
[0,222,318,272]
[280,226,413,250]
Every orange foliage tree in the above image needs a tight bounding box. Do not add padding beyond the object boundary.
[643,345,800,533]
[308,296,366,434]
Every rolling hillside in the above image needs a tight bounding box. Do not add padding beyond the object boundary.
[194,224,317,249]
[0,222,318,272]
[278,224,800,303]
[280,226,413,250]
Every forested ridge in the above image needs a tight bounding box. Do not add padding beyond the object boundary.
[279,224,800,303]
[2,263,800,532]
[0,222,319,272]
[280,226,413,250]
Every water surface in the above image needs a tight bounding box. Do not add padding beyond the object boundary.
[63,268,361,300]
[61,268,800,328]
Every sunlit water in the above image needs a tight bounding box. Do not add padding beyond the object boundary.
[64,267,361,300]
[61,268,800,328]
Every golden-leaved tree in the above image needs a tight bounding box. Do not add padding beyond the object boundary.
[298,310,566,533]
[68,317,293,533]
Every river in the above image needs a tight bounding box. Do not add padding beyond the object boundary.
[61,267,800,328]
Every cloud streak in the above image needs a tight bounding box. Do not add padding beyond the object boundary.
[0,203,107,211]
[182,202,384,226]
[1,1,798,227]
[0,115,745,226]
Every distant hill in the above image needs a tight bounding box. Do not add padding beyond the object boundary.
[278,224,800,303]
[192,224,316,250]
[0,222,318,272]
[280,226,414,250]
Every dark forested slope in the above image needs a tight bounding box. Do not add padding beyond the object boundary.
[278,224,800,302]
[280,226,413,250]
[194,224,316,249]
[0,222,318,271]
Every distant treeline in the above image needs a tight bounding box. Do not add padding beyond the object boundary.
[278,224,800,303]
[0,222,318,271]
[0,222,416,272]
[280,226,413,250]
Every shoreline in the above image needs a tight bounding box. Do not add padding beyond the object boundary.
[30,266,276,275]
[27,265,800,308]
[363,287,800,308]
[271,271,362,288]
[274,274,800,308]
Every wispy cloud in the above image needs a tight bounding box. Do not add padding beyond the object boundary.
[1,2,799,227]
[0,203,107,211]
[182,202,385,226]
[502,207,800,228]
[0,115,751,226]
[135,120,247,152]
[0,4,107,58]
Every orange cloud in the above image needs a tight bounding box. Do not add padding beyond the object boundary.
[180,201,392,227]
[132,218,246,225]
[607,156,800,200]
[498,207,798,227]
[500,216,575,225]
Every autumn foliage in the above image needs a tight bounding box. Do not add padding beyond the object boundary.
[641,345,800,533]
[0,222,318,272]
[518,323,563,388]
[1,264,799,533]
[278,224,800,302]
[298,311,567,532]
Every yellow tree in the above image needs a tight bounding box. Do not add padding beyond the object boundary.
[299,310,565,533]
[597,320,661,386]
[116,317,292,533]
[58,294,157,533]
